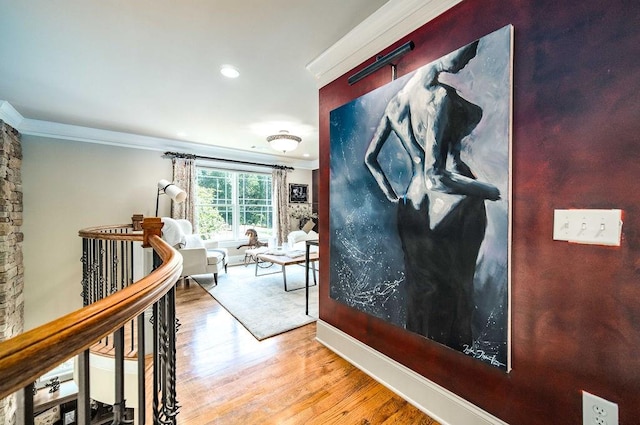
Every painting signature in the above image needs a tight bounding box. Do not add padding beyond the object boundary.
[462,344,506,368]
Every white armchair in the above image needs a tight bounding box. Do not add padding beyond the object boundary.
[161,218,228,285]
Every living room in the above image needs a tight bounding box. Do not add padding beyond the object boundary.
[2,0,640,424]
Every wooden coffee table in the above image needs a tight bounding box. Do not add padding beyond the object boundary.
[256,250,318,291]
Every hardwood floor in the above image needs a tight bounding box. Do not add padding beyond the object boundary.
[171,282,439,425]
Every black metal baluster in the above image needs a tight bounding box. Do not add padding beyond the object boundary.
[113,327,127,424]
[111,239,118,295]
[152,301,159,424]
[90,238,97,305]
[23,383,34,425]
[163,287,179,424]
[137,312,146,425]
[159,295,168,423]
[77,349,90,425]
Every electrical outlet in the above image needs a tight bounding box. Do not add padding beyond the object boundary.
[583,390,618,425]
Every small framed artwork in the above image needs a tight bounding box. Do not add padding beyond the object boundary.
[289,183,308,203]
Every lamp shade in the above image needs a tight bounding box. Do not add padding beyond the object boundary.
[266,130,301,153]
[157,179,187,203]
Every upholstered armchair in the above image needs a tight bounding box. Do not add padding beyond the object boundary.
[161,218,228,285]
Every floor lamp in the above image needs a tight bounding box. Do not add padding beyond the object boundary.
[155,179,187,216]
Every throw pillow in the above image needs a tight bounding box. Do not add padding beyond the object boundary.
[184,234,205,248]
[160,217,186,248]
[302,219,315,233]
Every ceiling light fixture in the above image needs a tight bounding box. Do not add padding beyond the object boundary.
[266,130,301,153]
[220,64,240,78]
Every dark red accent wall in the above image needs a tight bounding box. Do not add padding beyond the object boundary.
[317,1,640,423]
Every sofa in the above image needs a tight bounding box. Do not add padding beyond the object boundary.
[287,229,319,251]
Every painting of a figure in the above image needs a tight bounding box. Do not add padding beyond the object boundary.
[329,25,512,370]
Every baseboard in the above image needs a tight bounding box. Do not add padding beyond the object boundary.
[315,320,507,425]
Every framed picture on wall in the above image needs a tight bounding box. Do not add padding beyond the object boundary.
[328,25,513,371]
[289,183,308,203]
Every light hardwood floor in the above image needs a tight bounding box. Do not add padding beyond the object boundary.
[170,281,440,425]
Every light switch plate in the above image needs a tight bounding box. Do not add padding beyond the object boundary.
[553,209,622,246]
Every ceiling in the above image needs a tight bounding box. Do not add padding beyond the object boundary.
[0,0,390,166]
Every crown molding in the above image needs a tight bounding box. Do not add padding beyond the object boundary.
[0,101,24,129]
[0,100,317,169]
[306,0,463,87]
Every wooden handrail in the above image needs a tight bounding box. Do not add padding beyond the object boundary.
[0,234,182,400]
[78,224,145,241]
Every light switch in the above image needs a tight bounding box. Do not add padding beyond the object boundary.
[553,209,622,246]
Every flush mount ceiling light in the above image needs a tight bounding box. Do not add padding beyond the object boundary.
[220,64,240,78]
[266,130,301,153]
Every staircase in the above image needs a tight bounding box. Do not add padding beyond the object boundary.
[0,217,182,425]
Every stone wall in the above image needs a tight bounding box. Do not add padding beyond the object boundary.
[0,121,24,425]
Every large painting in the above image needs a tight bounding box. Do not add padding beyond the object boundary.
[329,25,512,370]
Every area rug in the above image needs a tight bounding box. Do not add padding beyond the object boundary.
[193,262,319,340]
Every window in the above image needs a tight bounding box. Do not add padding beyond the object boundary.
[195,167,274,241]
[36,359,74,389]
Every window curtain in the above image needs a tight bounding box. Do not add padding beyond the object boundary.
[171,157,196,225]
[272,168,290,245]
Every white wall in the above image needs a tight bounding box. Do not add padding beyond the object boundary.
[22,136,171,330]
[21,136,314,329]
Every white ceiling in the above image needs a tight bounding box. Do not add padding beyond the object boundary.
[1,0,462,168]
[0,0,390,166]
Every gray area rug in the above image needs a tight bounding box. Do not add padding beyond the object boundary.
[193,262,318,340]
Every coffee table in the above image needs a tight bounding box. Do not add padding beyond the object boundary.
[256,250,318,291]
[244,246,269,266]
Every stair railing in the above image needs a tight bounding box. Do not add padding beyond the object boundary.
[0,217,181,425]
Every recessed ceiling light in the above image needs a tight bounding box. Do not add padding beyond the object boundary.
[220,65,240,79]
[303,153,310,157]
